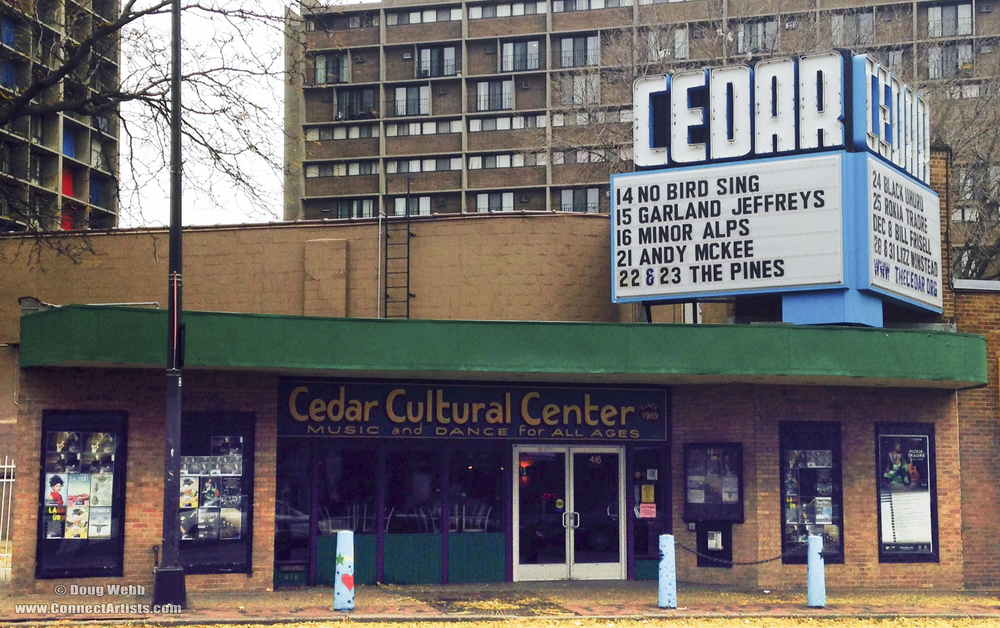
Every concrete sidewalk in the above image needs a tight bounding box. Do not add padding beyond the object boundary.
[2,581,1000,623]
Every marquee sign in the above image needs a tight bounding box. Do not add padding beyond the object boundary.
[617,52,941,318]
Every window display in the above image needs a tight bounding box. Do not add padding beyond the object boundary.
[36,412,127,578]
[683,443,742,523]
[780,422,843,564]
[877,424,938,562]
[179,413,254,573]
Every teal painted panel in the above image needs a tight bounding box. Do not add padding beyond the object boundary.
[635,558,658,581]
[448,533,505,583]
[317,533,377,586]
[383,534,442,584]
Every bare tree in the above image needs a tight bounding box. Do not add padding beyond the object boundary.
[0,0,288,257]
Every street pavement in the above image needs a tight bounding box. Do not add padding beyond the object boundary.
[2,581,999,624]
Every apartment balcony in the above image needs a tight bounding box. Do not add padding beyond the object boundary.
[305,137,379,160]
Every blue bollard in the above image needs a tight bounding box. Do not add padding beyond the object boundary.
[333,530,355,612]
[806,534,826,608]
[658,534,677,609]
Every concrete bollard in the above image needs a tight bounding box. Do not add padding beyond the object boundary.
[658,534,677,609]
[806,534,826,608]
[333,530,355,612]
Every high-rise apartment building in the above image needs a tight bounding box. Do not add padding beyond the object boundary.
[284,0,999,224]
[0,0,120,231]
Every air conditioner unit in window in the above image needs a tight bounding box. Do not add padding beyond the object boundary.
[435,198,447,207]
[486,46,496,54]
[322,90,334,102]
[982,44,994,53]
[784,20,797,29]
[520,81,530,89]
[518,195,530,203]
[980,3,992,12]
[436,86,447,95]
[355,54,367,63]
[402,51,413,59]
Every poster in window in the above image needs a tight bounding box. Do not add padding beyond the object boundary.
[198,508,220,540]
[90,472,113,507]
[88,507,112,539]
[220,508,242,540]
[200,477,221,507]
[780,422,844,565]
[49,431,81,453]
[85,432,115,454]
[180,476,200,508]
[67,473,91,506]
[44,474,67,506]
[877,426,938,561]
[220,477,241,508]
[65,506,89,539]
[212,436,242,456]
[45,510,65,539]
[179,509,198,540]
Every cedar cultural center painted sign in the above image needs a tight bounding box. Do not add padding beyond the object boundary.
[613,52,942,313]
[278,380,668,441]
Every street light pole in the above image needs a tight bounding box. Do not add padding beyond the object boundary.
[153,0,186,607]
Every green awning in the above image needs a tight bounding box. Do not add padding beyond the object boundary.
[18,305,987,389]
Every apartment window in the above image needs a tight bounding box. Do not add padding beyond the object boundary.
[0,59,17,90]
[476,192,515,212]
[832,11,875,46]
[418,46,457,77]
[469,114,545,131]
[870,50,905,73]
[560,73,600,106]
[393,196,432,216]
[476,80,513,111]
[738,20,778,54]
[647,28,688,60]
[928,4,973,38]
[560,187,600,213]
[501,40,540,72]
[336,87,377,120]
[346,14,378,29]
[314,53,347,84]
[386,120,460,136]
[553,0,624,11]
[306,124,379,141]
[334,198,375,219]
[305,161,377,177]
[553,148,606,164]
[388,7,462,25]
[392,85,430,116]
[0,141,11,175]
[469,2,544,18]
[386,157,461,173]
[927,43,973,78]
[469,152,544,169]
[29,154,43,184]
[560,35,599,68]
[2,16,17,49]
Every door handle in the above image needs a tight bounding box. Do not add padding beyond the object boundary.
[572,512,580,528]
[562,511,571,529]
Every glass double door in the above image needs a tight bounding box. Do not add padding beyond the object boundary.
[513,445,625,581]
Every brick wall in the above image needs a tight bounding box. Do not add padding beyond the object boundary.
[11,369,277,594]
[672,384,963,590]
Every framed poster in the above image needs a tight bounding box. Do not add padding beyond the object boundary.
[178,412,254,574]
[36,411,127,578]
[779,422,844,565]
[876,424,938,562]
[683,443,743,523]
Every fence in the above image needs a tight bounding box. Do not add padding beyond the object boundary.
[0,456,13,582]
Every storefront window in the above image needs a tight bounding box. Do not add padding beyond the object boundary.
[386,449,442,533]
[36,411,128,579]
[876,423,938,562]
[316,444,377,534]
[780,422,844,564]
[276,439,311,564]
[178,412,254,574]
[448,450,504,533]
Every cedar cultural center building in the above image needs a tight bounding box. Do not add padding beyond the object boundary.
[4,52,998,593]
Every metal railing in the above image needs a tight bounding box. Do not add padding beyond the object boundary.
[0,456,13,582]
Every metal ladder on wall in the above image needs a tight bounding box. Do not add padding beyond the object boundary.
[383,200,415,319]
